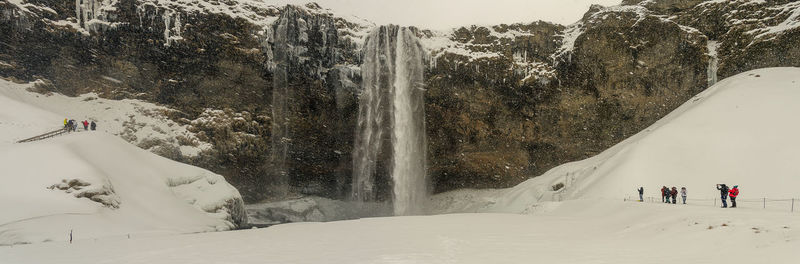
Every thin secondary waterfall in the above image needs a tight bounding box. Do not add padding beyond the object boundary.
[269,9,293,196]
[352,26,427,215]
[707,40,720,87]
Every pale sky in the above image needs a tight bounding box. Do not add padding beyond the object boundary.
[268,0,622,29]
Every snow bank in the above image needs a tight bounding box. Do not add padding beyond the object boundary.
[430,67,800,214]
[0,79,246,246]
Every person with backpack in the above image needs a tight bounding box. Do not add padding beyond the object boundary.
[716,184,729,208]
[90,121,96,131]
[63,118,68,130]
[661,186,668,203]
[67,119,74,132]
[729,185,739,208]
[670,187,678,204]
[82,120,89,131]
[637,187,644,202]
[680,187,687,204]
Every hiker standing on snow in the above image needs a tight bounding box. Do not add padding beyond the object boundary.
[67,119,74,132]
[637,187,644,202]
[728,185,739,208]
[82,120,89,131]
[680,187,687,204]
[661,186,667,203]
[670,187,678,204]
[716,184,729,208]
[63,118,68,130]
[90,121,96,131]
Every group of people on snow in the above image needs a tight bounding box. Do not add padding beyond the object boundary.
[64,118,96,132]
[656,186,687,204]
[716,184,740,208]
[637,184,740,208]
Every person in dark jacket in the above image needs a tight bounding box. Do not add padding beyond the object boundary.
[637,187,644,202]
[67,119,75,132]
[90,121,96,131]
[716,184,729,208]
[728,185,739,208]
[661,186,668,203]
[670,187,678,204]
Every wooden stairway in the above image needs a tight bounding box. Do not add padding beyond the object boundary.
[16,127,70,143]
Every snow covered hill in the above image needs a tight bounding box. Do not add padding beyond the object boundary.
[0,79,246,246]
[429,67,800,214]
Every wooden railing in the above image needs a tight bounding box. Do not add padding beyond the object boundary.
[16,127,70,143]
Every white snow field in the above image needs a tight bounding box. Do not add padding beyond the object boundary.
[1,200,798,264]
[2,67,800,263]
[0,79,245,246]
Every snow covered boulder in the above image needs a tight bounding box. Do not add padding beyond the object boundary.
[246,197,390,225]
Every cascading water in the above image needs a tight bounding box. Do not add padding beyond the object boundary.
[268,9,294,196]
[390,28,427,216]
[352,25,427,215]
[707,40,720,87]
[351,27,393,203]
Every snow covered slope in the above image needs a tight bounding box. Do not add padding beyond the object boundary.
[430,67,800,214]
[0,80,209,156]
[2,199,798,264]
[0,79,246,246]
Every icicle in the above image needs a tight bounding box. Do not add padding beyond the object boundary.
[163,11,172,46]
[707,40,720,87]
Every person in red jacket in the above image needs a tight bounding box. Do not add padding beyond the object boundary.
[82,120,89,131]
[670,187,678,204]
[728,185,739,208]
[661,186,668,203]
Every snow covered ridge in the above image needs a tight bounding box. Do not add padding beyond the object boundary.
[429,67,800,214]
[4,0,373,47]
[0,79,247,245]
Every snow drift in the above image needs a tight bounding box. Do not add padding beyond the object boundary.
[0,79,246,246]
[429,67,800,214]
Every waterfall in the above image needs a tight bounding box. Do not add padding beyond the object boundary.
[707,41,720,87]
[391,27,427,216]
[268,9,293,196]
[352,26,427,215]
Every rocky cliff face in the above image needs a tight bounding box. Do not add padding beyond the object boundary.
[2,0,798,202]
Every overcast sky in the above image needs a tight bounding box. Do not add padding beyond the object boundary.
[267,0,622,29]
